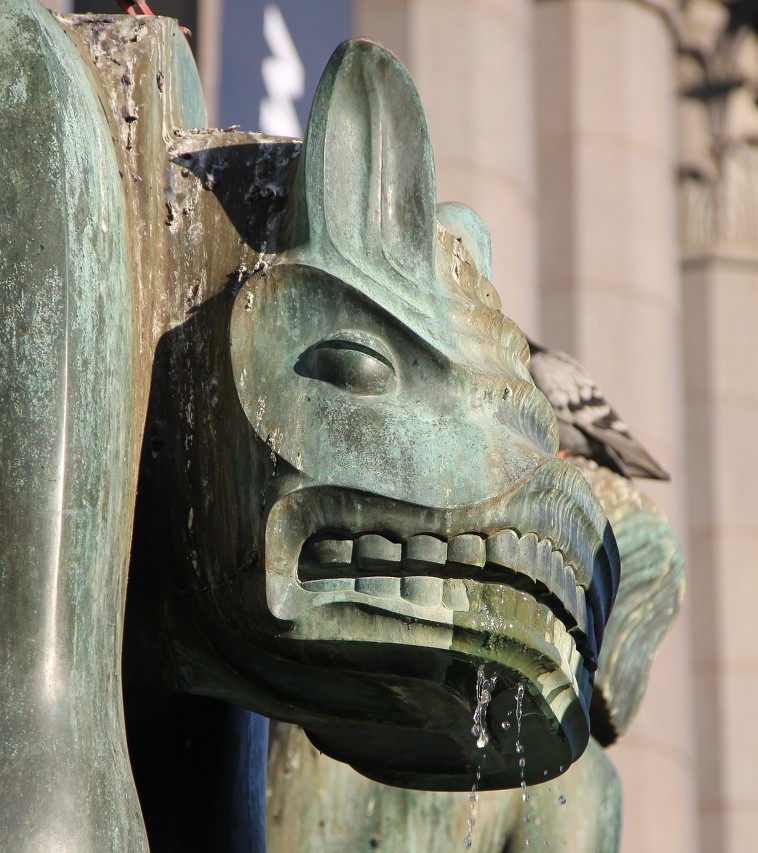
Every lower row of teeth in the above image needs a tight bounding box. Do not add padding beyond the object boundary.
[298,529,587,631]
[302,574,468,608]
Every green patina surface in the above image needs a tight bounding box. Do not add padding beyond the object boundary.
[267,724,622,853]
[0,3,205,849]
[0,3,143,849]
[1,6,625,850]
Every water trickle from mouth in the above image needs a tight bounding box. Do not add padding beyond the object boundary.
[515,683,529,807]
[463,665,498,849]
[471,665,498,749]
[462,770,481,850]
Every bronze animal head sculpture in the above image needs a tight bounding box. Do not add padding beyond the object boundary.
[127,39,619,791]
[0,5,619,849]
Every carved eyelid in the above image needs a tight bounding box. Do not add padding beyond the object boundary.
[314,330,396,372]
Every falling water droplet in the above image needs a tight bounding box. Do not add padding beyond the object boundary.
[462,764,482,848]
[557,795,567,805]
[463,798,477,848]
[514,682,532,835]
[501,721,511,731]
[470,666,498,750]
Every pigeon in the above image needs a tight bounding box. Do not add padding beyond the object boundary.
[527,338,670,480]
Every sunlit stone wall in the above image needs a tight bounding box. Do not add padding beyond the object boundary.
[679,2,758,849]
[533,2,696,851]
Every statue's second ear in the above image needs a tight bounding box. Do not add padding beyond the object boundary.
[296,38,437,291]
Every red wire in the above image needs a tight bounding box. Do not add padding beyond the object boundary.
[116,1,154,14]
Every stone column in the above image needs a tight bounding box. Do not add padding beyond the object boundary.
[40,0,72,10]
[197,0,224,127]
[678,3,758,849]
[681,251,758,852]
[354,0,540,334]
[535,1,696,851]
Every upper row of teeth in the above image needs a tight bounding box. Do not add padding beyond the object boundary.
[300,529,588,635]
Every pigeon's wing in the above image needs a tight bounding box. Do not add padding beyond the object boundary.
[528,344,670,481]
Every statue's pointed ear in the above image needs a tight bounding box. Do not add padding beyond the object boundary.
[298,39,436,285]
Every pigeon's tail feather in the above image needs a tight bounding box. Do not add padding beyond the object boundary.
[590,427,670,481]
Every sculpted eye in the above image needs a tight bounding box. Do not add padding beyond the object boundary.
[297,332,396,396]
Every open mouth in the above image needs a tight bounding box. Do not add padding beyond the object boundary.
[298,526,596,669]
[261,458,617,678]
[250,463,617,789]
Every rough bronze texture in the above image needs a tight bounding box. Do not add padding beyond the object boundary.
[1,4,620,849]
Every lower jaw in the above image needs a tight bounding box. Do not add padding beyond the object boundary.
[301,643,591,791]
[267,576,592,790]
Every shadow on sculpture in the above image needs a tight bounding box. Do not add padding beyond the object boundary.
[1,3,623,850]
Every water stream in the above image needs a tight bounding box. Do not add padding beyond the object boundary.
[462,771,481,850]
[514,683,535,847]
[464,673,545,849]
[470,666,498,749]
[463,666,498,849]
[515,682,526,802]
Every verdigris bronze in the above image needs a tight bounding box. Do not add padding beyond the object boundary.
[1,4,619,849]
